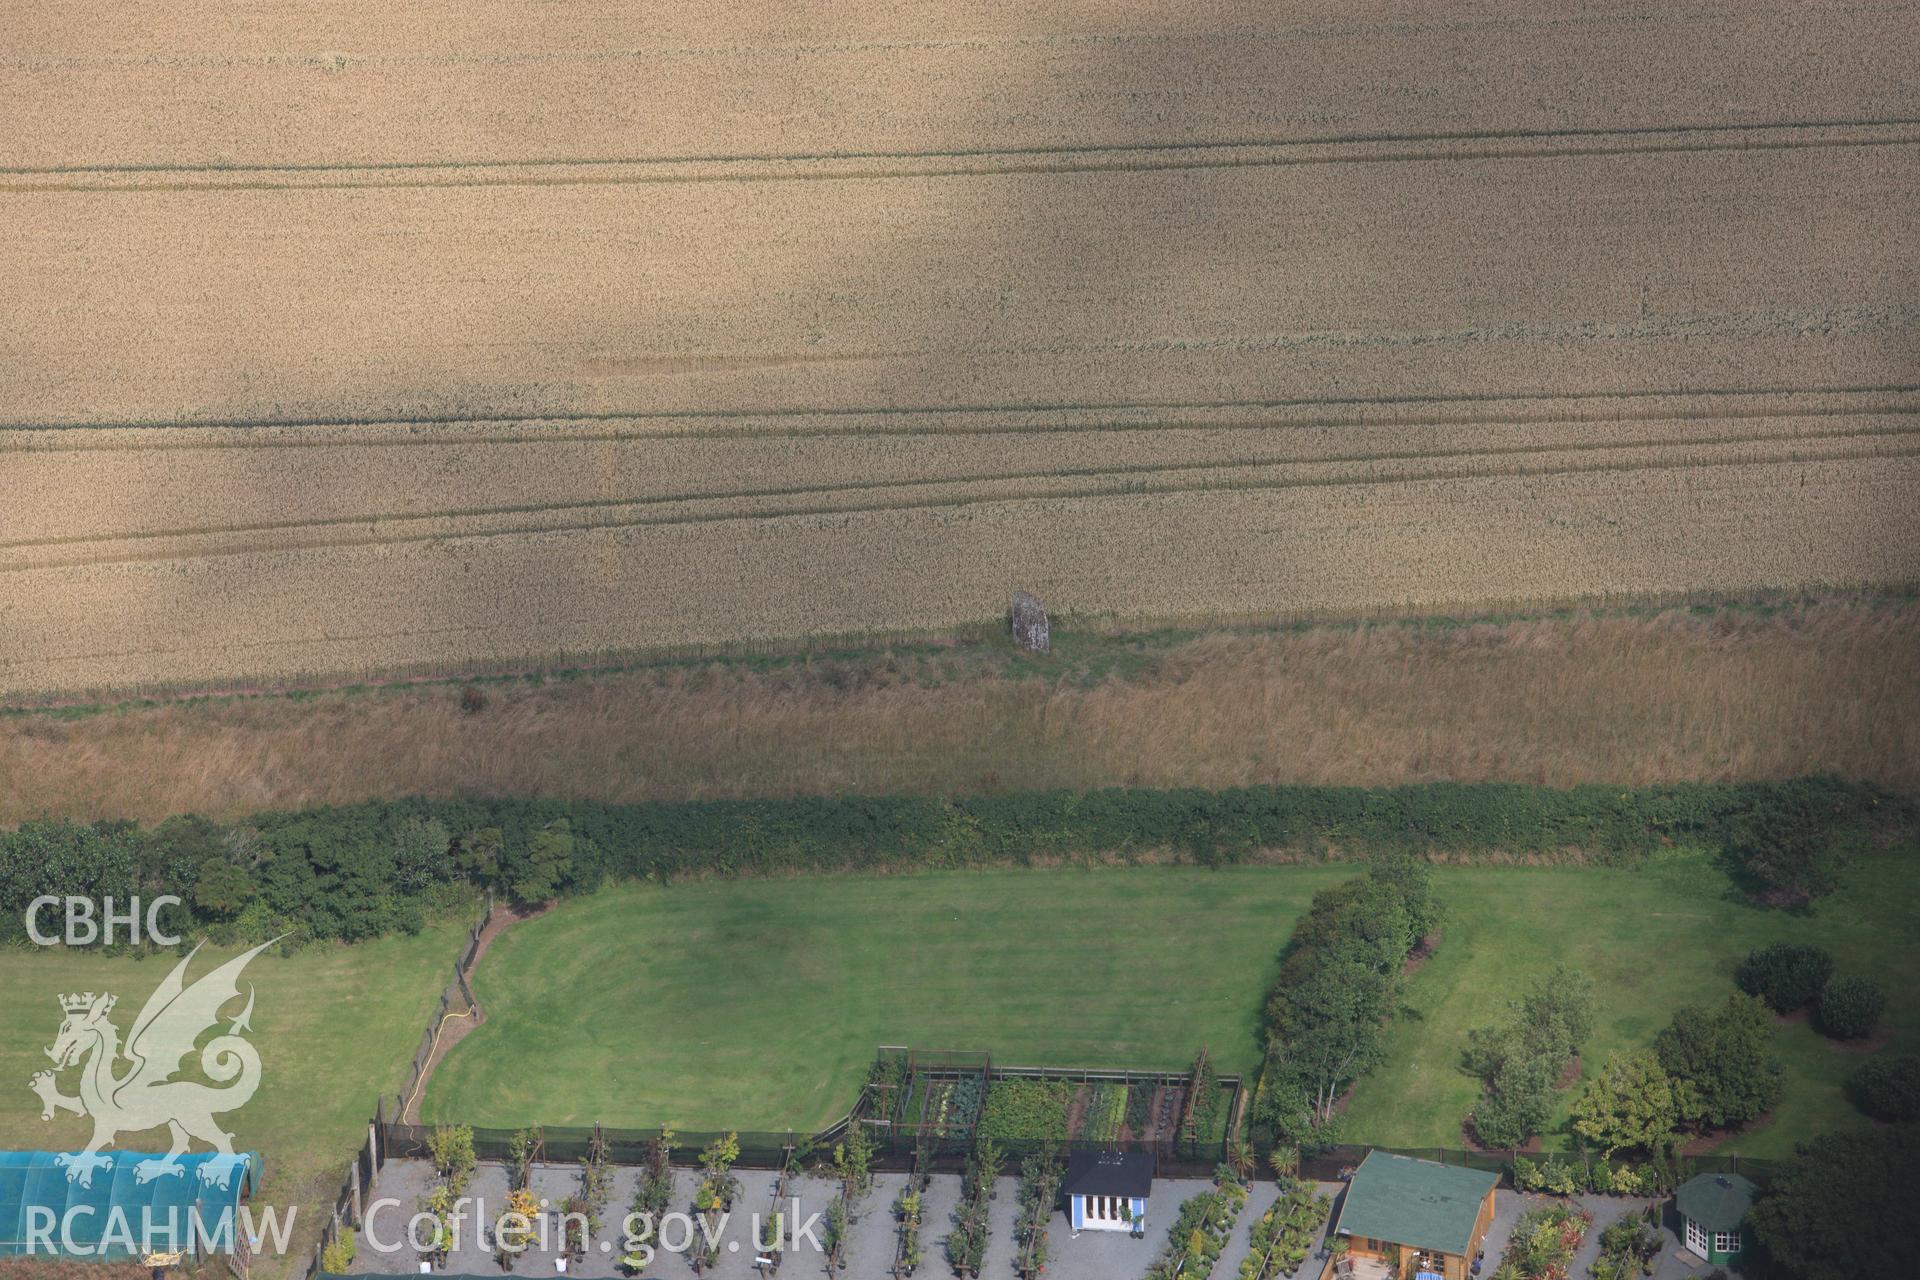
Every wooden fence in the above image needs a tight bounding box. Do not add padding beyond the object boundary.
[397,895,495,1123]
[303,895,493,1280]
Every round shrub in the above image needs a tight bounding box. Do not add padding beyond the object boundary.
[1735,942,1834,1013]
[1849,1056,1920,1122]
[1816,976,1886,1040]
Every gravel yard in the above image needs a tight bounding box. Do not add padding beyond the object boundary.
[346,1162,1748,1278]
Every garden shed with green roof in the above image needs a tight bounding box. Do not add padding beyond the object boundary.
[1328,1151,1499,1280]
[1676,1172,1755,1266]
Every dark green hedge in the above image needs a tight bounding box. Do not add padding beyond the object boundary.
[523,776,1905,881]
[1,777,1904,946]
[513,776,1902,875]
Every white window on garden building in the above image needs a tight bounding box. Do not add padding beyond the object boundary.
[1714,1231,1741,1255]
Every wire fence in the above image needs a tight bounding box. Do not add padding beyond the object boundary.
[882,1051,1241,1170]
[372,1119,1238,1181]
[380,1122,814,1171]
[377,1052,1244,1185]
[304,1102,383,1280]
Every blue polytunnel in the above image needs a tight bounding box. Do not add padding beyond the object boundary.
[0,1151,262,1259]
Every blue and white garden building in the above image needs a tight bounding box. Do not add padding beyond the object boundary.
[1065,1151,1151,1237]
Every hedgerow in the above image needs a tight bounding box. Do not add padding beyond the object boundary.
[1,778,1902,947]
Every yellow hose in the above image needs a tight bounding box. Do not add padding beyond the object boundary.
[403,1007,475,1120]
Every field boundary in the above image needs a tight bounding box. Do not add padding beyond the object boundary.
[399,899,559,1125]
[391,896,495,1127]
[394,1047,1788,1185]
[3,583,1912,716]
[302,898,494,1279]
[392,1048,1243,1177]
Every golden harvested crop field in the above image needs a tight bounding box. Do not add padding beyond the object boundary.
[3,0,1918,695]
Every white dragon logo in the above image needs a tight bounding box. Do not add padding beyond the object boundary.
[29,939,277,1189]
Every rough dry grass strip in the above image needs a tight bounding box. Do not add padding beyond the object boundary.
[3,598,1915,825]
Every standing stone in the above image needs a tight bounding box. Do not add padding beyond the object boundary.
[1009,591,1051,652]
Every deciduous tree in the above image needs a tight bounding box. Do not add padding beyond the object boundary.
[1847,1055,1920,1122]
[1463,966,1594,1148]
[1815,976,1885,1040]
[1569,1052,1680,1157]
[508,819,576,906]
[192,859,258,918]
[1723,788,1852,908]
[1654,992,1781,1130]
[1749,1128,1917,1280]
[393,816,453,894]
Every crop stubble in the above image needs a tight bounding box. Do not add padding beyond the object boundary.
[0,0,1916,694]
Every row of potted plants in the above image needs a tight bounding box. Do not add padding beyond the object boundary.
[943,1137,1001,1277]
[1142,1167,1249,1280]
[1237,1176,1330,1280]
[1012,1151,1063,1279]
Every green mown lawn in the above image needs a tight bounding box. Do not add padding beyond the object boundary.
[428,854,1918,1155]
[1342,851,1920,1155]
[424,865,1353,1130]
[0,920,470,1273]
